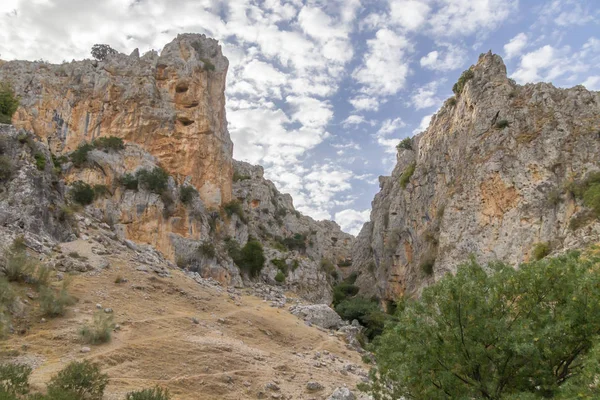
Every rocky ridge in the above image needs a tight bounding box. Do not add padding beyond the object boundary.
[352,51,600,302]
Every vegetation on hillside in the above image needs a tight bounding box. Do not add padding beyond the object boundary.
[363,252,600,399]
[0,82,19,125]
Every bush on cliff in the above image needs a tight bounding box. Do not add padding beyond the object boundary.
[226,237,265,278]
[136,167,169,194]
[0,82,19,125]
[363,252,600,400]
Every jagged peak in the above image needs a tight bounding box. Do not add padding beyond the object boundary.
[473,50,508,78]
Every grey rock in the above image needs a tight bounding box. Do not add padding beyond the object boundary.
[328,387,356,400]
[306,381,324,391]
[290,304,344,330]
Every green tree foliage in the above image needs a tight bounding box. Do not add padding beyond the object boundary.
[92,136,124,151]
[365,252,600,400]
[227,238,265,278]
[70,181,95,205]
[91,44,118,61]
[335,297,388,340]
[119,173,139,191]
[452,69,475,95]
[0,364,31,395]
[0,82,19,125]
[274,270,285,283]
[70,143,94,167]
[179,185,198,204]
[47,360,108,400]
[136,167,169,194]
[223,200,246,222]
[396,137,413,151]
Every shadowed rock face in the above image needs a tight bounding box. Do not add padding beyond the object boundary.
[0,33,232,207]
[352,52,600,302]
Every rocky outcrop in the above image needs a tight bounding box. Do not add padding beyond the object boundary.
[0,34,232,207]
[289,304,345,330]
[353,52,600,301]
[231,160,354,302]
[0,124,74,249]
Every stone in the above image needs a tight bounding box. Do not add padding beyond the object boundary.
[306,381,324,391]
[81,347,91,353]
[104,308,113,314]
[265,382,280,391]
[290,304,344,330]
[328,387,356,400]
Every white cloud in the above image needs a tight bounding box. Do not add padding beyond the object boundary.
[375,118,406,153]
[583,76,600,91]
[342,115,366,128]
[541,0,597,27]
[352,28,411,96]
[428,0,518,37]
[349,95,381,112]
[413,114,433,135]
[504,32,528,60]
[411,82,441,110]
[389,0,431,31]
[420,44,467,71]
[334,208,371,235]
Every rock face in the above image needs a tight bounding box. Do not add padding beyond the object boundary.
[352,52,600,301]
[289,304,345,330]
[0,125,74,248]
[231,160,354,302]
[0,33,232,207]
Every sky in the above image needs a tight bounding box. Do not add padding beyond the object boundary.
[1,0,599,235]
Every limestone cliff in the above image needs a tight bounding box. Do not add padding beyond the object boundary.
[230,161,354,302]
[352,52,600,301]
[0,34,232,207]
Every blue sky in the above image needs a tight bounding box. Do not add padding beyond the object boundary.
[1,0,599,234]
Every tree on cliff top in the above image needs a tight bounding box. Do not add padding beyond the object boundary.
[91,44,118,61]
[363,252,600,400]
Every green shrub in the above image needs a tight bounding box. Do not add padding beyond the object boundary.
[200,58,215,71]
[547,189,562,206]
[335,297,387,339]
[92,136,124,151]
[34,153,46,171]
[70,143,94,167]
[0,279,14,309]
[495,119,510,129]
[0,82,19,125]
[232,171,251,182]
[79,312,114,344]
[119,173,139,191]
[39,287,75,318]
[364,252,600,400]
[34,265,51,289]
[420,257,435,276]
[271,258,287,273]
[452,69,474,95]
[399,162,416,189]
[532,242,550,261]
[223,200,246,221]
[179,186,197,204]
[0,156,12,182]
[274,270,285,283]
[0,363,31,395]
[47,360,108,400]
[3,247,36,283]
[70,181,95,205]
[228,239,265,278]
[136,167,169,194]
[396,137,412,151]
[282,233,307,252]
[126,386,171,400]
[198,242,216,259]
[583,182,600,216]
[93,184,109,198]
[332,282,359,306]
[447,97,457,106]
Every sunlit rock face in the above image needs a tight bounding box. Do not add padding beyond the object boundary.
[352,52,600,301]
[0,33,232,207]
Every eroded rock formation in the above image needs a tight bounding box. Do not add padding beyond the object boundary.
[352,52,600,301]
[0,33,232,206]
